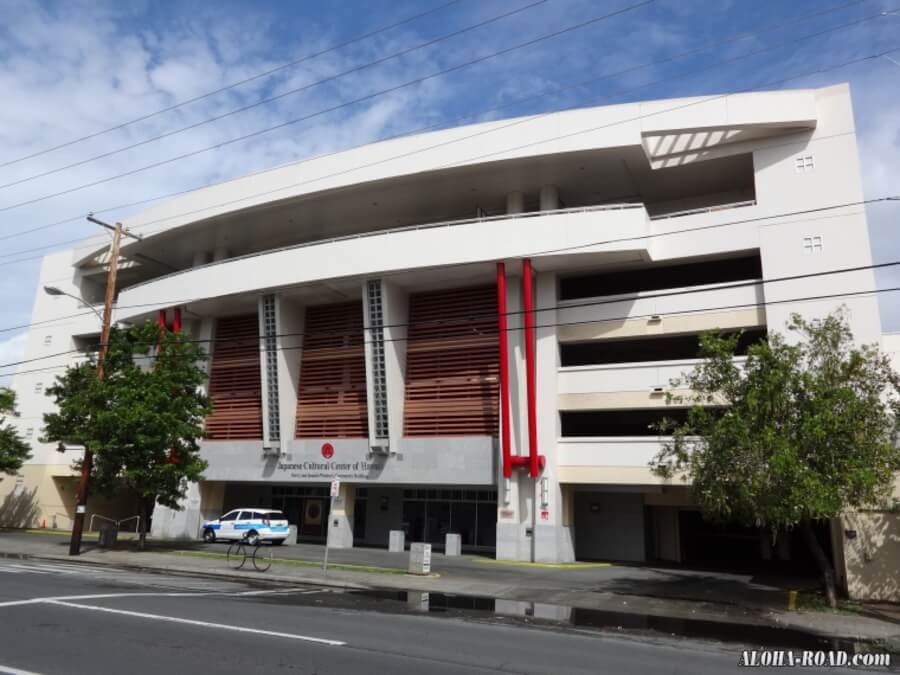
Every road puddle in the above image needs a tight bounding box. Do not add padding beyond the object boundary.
[254,586,872,653]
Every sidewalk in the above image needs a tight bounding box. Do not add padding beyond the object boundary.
[3,529,899,644]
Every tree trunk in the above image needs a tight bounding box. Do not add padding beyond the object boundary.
[801,520,837,609]
[138,498,149,551]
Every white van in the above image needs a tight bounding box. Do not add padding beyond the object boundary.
[202,508,289,545]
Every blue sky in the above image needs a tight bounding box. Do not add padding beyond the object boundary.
[0,0,898,376]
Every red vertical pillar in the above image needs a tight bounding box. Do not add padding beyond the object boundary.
[497,263,512,479]
[522,258,539,479]
[173,307,182,333]
[158,309,167,331]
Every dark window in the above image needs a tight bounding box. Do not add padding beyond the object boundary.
[560,329,767,367]
[220,511,238,521]
[560,409,692,437]
[559,254,762,301]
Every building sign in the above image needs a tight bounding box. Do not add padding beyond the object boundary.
[276,458,387,480]
[275,441,389,480]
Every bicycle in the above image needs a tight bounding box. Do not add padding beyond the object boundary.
[226,533,273,572]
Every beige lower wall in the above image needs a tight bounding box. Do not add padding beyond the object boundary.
[0,463,140,531]
[841,510,900,602]
[559,390,693,410]
[558,308,766,342]
[558,465,687,486]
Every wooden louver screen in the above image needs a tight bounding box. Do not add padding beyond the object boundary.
[404,285,499,436]
[205,314,263,440]
[295,302,369,438]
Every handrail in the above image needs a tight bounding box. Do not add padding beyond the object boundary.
[649,199,756,220]
[122,202,646,293]
[89,513,141,533]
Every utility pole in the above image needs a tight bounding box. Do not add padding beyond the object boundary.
[68,215,140,556]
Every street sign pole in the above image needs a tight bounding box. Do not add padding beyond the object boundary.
[323,477,340,576]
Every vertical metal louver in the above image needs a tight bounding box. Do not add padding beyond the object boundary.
[262,295,281,445]
[367,279,389,441]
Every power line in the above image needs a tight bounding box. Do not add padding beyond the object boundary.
[6,281,899,379]
[4,253,899,371]
[0,0,547,193]
[0,0,868,196]
[0,1,657,216]
[0,195,896,335]
[0,0,880,249]
[0,0,464,171]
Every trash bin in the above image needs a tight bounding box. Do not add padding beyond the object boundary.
[98,524,118,547]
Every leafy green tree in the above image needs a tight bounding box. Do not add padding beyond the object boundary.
[0,387,31,475]
[654,310,900,607]
[43,321,212,548]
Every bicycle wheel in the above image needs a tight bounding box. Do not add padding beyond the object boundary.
[227,541,247,570]
[252,543,272,572]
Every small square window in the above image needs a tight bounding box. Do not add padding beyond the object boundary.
[794,155,815,173]
[25,428,33,439]
[43,335,52,346]
[803,236,824,254]
[34,382,43,393]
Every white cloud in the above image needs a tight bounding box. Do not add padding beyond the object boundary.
[0,332,28,387]
[0,0,897,339]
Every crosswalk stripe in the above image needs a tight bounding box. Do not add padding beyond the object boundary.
[3,565,50,575]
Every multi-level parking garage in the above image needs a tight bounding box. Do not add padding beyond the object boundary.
[7,84,881,578]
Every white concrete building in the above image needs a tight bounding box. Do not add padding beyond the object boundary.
[2,83,883,577]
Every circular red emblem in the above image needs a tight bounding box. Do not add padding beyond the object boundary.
[321,443,334,459]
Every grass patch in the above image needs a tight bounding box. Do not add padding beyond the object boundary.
[0,528,138,539]
[795,591,865,615]
[470,557,612,569]
[159,548,411,575]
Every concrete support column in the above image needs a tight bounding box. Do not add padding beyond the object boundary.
[277,297,305,453]
[539,184,559,211]
[199,481,225,522]
[150,482,203,540]
[496,272,533,561]
[327,483,355,549]
[533,270,574,563]
[506,191,525,215]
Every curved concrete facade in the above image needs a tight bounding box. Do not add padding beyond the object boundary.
[5,84,887,586]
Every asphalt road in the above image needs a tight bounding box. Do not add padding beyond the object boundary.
[0,559,867,674]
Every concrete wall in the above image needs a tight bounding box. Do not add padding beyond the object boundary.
[199,437,496,486]
[841,510,900,602]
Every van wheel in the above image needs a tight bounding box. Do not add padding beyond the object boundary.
[202,528,216,543]
[246,530,260,546]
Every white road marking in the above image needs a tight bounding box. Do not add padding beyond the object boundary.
[0,663,44,675]
[46,600,346,646]
[0,599,44,608]
[235,587,322,596]
[6,564,80,575]
[0,591,219,608]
